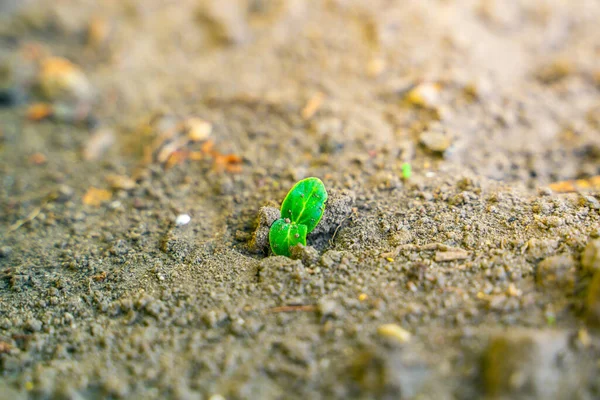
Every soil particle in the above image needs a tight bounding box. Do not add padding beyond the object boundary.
[535,255,576,290]
[419,126,452,154]
[586,272,600,327]
[290,244,320,266]
[349,348,430,399]
[160,229,195,261]
[196,0,250,46]
[317,298,341,319]
[37,57,93,104]
[581,239,600,274]
[310,189,355,236]
[248,206,280,254]
[483,329,578,399]
[258,257,308,299]
[319,250,357,270]
[0,246,12,258]
[276,339,313,366]
[24,318,42,332]
[377,324,412,344]
[525,238,560,261]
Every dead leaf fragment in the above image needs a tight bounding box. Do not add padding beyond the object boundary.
[83,187,112,206]
[28,152,47,165]
[213,153,243,173]
[26,103,53,121]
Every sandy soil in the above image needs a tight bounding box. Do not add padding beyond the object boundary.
[1,0,600,398]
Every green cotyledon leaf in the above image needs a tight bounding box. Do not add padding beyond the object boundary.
[269,219,307,257]
[280,177,328,233]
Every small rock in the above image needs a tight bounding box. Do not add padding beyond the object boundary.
[160,231,193,261]
[586,272,600,327]
[366,57,387,77]
[196,1,249,45]
[406,82,440,108]
[54,185,74,202]
[483,329,573,398]
[83,128,115,161]
[581,239,600,274]
[525,238,558,261]
[0,246,12,258]
[37,57,93,103]
[350,348,430,398]
[105,174,136,191]
[175,214,191,226]
[25,318,42,332]
[317,298,340,318]
[419,129,452,153]
[280,339,313,365]
[535,59,572,84]
[290,243,320,266]
[320,250,356,269]
[377,324,411,343]
[184,117,212,142]
[536,255,576,290]
[248,206,280,254]
[581,195,600,210]
[310,189,355,236]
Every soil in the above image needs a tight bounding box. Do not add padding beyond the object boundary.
[1,1,600,399]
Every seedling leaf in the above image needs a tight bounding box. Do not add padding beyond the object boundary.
[280,177,327,233]
[269,219,307,257]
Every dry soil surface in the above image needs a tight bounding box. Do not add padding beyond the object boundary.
[1,1,600,399]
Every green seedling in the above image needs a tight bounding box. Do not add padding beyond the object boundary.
[401,162,412,180]
[269,177,328,257]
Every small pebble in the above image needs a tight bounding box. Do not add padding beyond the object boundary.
[175,214,191,226]
[25,318,42,332]
[0,246,12,258]
[406,82,440,108]
[377,323,411,343]
[185,118,212,142]
[105,174,136,191]
[420,130,452,153]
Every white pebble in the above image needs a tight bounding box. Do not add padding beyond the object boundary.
[175,214,191,226]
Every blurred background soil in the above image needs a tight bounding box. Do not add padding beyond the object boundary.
[1,0,600,398]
